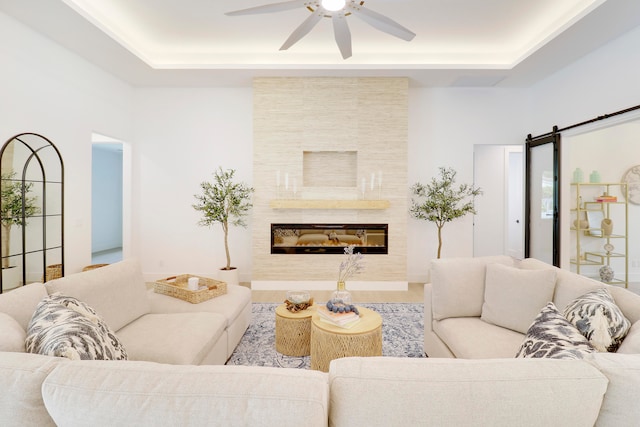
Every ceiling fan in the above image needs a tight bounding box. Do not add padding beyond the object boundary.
[226,0,416,59]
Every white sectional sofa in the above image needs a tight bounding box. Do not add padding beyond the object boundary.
[425,256,640,359]
[1,256,640,425]
[1,350,638,426]
[0,259,251,365]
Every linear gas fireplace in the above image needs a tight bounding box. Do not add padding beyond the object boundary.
[271,223,388,255]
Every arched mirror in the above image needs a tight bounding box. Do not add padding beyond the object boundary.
[0,133,64,293]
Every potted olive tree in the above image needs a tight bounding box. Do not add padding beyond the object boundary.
[410,167,482,259]
[1,172,39,289]
[193,167,253,285]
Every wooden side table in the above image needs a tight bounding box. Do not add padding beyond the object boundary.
[310,306,382,372]
[275,304,315,356]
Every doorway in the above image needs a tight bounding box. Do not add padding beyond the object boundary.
[91,133,129,264]
[473,144,524,259]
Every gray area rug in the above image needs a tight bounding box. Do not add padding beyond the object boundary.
[226,302,426,369]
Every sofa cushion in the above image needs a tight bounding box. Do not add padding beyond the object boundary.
[608,285,640,324]
[431,255,514,320]
[617,320,640,354]
[433,317,525,358]
[587,353,640,426]
[0,282,48,330]
[517,258,608,312]
[116,312,226,365]
[0,352,66,427]
[25,294,128,361]
[0,312,26,352]
[481,263,557,334]
[42,361,329,427]
[563,288,631,352]
[516,302,596,359]
[45,259,150,331]
[553,269,604,312]
[329,357,606,427]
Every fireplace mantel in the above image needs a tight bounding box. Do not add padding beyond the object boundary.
[269,199,390,210]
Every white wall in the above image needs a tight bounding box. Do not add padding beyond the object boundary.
[406,88,528,280]
[0,11,134,275]
[527,25,640,136]
[131,88,253,280]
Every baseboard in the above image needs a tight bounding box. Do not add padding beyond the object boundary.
[250,280,408,291]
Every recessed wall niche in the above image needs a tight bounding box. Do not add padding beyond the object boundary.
[252,77,408,289]
[303,151,357,188]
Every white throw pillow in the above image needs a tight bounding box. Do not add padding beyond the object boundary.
[431,256,515,321]
[0,312,26,352]
[481,263,557,334]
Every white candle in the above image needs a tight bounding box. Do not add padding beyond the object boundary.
[293,178,297,196]
[370,172,375,191]
[276,170,281,187]
[361,177,366,194]
[285,172,289,190]
[378,170,382,188]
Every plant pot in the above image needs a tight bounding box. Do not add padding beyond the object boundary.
[2,265,21,290]
[218,267,239,286]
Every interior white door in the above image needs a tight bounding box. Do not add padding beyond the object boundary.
[506,148,524,259]
[473,144,524,258]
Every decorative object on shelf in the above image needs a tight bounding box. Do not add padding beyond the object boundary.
[601,218,613,236]
[621,165,640,205]
[193,167,254,283]
[589,170,601,183]
[595,192,617,202]
[573,218,588,230]
[604,243,615,255]
[331,244,365,305]
[599,265,614,283]
[572,168,584,183]
[410,167,482,258]
[586,210,605,237]
[284,290,313,312]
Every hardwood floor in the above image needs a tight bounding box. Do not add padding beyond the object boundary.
[241,281,639,304]
[241,282,425,303]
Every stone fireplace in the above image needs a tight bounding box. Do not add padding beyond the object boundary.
[251,77,408,291]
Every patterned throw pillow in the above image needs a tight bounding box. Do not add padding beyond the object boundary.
[25,294,127,361]
[563,288,631,352]
[516,302,596,359]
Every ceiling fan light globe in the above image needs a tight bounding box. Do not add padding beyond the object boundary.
[321,0,346,12]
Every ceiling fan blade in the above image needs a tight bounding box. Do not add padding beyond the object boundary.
[350,6,416,41]
[226,0,307,16]
[332,14,352,59]
[280,11,323,51]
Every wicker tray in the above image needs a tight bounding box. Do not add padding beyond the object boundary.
[154,274,227,304]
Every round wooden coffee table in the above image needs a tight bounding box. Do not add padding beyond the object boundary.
[310,306,382,372]
[275,304,315,356]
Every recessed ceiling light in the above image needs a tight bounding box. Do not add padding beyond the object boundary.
[321,0,346,12]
